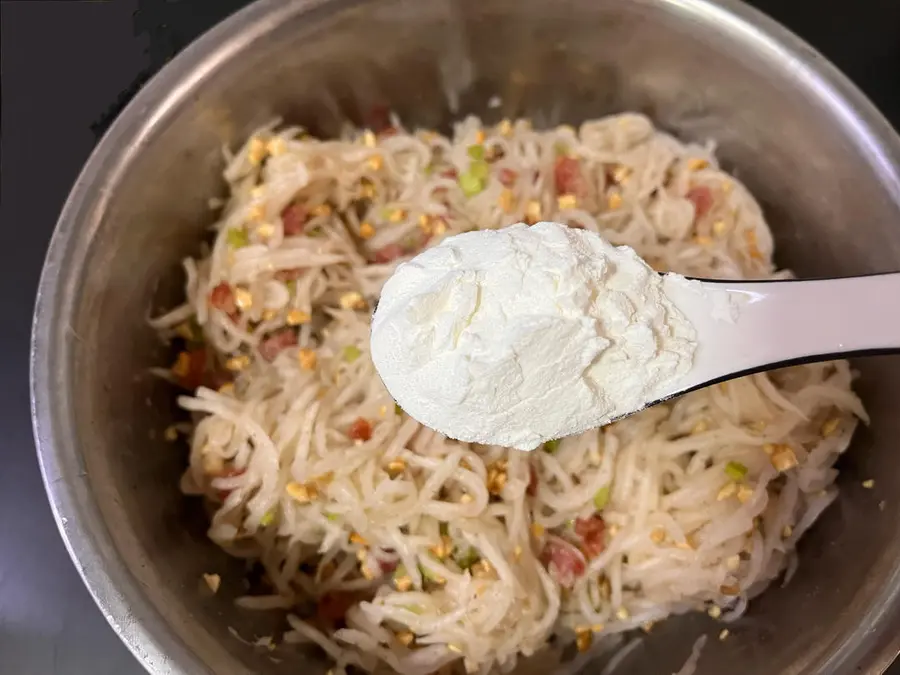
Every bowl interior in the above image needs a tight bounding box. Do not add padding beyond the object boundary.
[40,0,900,673]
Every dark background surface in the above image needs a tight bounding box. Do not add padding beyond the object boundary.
[1,1,898,673]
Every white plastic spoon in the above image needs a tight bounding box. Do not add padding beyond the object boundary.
[643,272,900,409]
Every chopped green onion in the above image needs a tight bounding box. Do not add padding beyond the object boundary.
[324,512,339,521]
[458,171,485,197]
[285,279,297,295]
[453,547,480,570]
[393,564,408,579]
[469,160,490,181]
[343,345,362,362]
[554,141,570,156]
[725,461,749,481]
[394,403,403,416]
[260,510,275,527]
[418,564,441,582]
[593,485,611,511]
[439,522,449,537]
[467,144,485,161]
[227,227,249,248]
[543,439,560,453]
[306,226,324,238]
[424,163,435,176]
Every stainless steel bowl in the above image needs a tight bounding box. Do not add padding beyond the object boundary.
[30,0,900,673]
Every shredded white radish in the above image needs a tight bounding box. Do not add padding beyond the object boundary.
[154,113,865,674]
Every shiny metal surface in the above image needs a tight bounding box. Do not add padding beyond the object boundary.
[30,0,900,673]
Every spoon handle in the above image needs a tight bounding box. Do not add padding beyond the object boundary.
[664,272,900,393]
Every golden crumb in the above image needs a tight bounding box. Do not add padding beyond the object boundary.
[394,575,412,592]
[256,222,275,238]
[475,130,486,144]
[285,482,315,503]
[339,291,366,310]
[368,155,384,171]
[297,348,317,370]
[513,545,523,561]
[607,191,623,210]
[247,137,266,166]
[359,222,376,239]
[497,119,513,137]
[349,532,368,546]
[287,309,311,326]
[225,354,251,371]
[388,208,407,223]
[171,351,191,378]
[642,621,655,633]
[201,453,224,475]
[261,309,278,322]
[498,189,515,213]
[531,523,545,538]
[694,235,713,246]
[265,137,286,156]
[719,584,740,596]
[712,220,728,236]
[691,420,709,434]
[247,204,265,222]
[460,493,473,504]
[708,605,722,619]
[557,194,578,210]
[719,629,730,641]
[736,484,754,504]
[386,459,406,478]
[611,164,631,184]
[687,158,709,171]
[525,200,542,223]
[650,528,666,544]
[717,482,737,501]
[862,479,875,489]
[163,425,179,442]
[575,630,592,652]
[217,382,234,395]
[311,203,332,218]
[362,131,376,147]
[725,555,741,571]
[396,631,415,647]
[771,446,799,472]
[447,644,462,654]
[234,287,253,311]
[615,606,630,621]
[821,417,841,437]
[202,573,221,593]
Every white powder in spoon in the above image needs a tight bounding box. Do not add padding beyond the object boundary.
[370,221,698,450]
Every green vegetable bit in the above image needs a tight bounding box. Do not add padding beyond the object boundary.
[725,461,749,481]
[554,141,570,156]
[454,548,480,570]
[467,144,485,161]
[394,403,404,416]
[469,160,490,181]
[459,171,485,197]
[543,439,560,453]
[418,564,442,582]
[227,227,250,248]
[324,512,340,521]
[593,485,611,511]
[285,279,297,295]
[343,345,362,363]
[260,510,276,527]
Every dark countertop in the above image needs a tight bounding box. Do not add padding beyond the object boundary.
[0,1,898,673]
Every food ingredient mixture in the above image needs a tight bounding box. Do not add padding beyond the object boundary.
[371,221,699,450]
[152,112,866,675]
